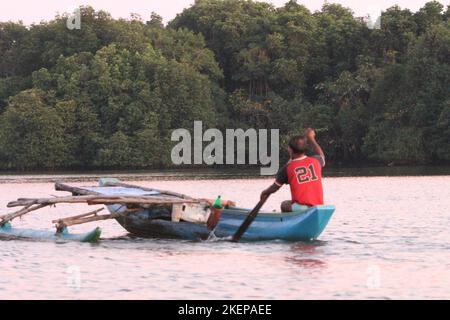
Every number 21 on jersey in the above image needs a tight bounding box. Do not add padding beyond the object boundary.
[294,164,318,184]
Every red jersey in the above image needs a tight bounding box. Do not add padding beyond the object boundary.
[275,155,325,206]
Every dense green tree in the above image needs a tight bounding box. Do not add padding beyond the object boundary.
[414,1,445,34]
[364,22,450,163]
[0,90,69,169]
[373,6,417,61]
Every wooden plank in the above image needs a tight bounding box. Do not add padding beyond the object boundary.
[51,208,105,224]
[54,209,138,228]
[86,197,200,205]
[102,181,195,200]
[55,182,100,196]
[7,195,201,208]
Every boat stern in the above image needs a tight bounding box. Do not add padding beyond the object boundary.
[300,205,335,240]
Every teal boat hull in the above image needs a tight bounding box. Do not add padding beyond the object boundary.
[0,223,101,243]
[111,205,335,241]
[215,205,335,241]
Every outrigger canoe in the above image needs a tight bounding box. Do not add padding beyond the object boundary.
[1,178,334,242]
[0,223,101,243]
[73,178,335,241]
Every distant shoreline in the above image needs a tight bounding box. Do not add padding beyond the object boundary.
[0,165,449,184]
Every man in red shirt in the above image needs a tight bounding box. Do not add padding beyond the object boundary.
[260,128,326,212]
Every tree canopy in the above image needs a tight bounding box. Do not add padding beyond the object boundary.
[0,1,449,170]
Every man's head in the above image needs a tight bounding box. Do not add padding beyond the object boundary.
[288,135,308,157]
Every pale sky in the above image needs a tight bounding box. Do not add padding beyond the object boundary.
[0,0,448,25]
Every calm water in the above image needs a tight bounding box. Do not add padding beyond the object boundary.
[0,174,449,299]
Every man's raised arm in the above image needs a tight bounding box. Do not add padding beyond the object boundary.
[305,128,325,166]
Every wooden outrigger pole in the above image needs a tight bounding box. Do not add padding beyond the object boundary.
[0,203,49,226]
[0,180,231,242]
[0,187,202,229]
[6,195,200,208]
[51,207,140,232]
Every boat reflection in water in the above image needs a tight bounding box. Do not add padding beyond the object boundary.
[285,242,327,269]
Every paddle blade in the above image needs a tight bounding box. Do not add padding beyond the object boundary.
[231,199,266,242]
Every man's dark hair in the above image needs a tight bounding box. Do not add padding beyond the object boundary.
[288,135,307,154]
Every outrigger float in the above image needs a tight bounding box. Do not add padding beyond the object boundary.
[0,178,335,242]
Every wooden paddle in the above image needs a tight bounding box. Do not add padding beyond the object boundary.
[231,197,268,242]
